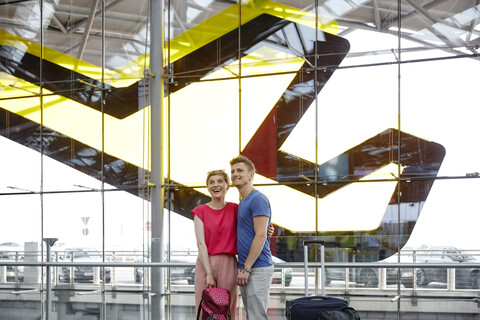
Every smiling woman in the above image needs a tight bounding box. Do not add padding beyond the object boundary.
[192,170,238,319]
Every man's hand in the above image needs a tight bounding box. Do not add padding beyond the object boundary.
[236,269,250,286]
[267,223,274,237]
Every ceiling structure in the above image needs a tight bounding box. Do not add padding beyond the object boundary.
[1,0,479,71]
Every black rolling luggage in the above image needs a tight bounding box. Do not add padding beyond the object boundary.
[318,306,361,320]
[286,295,348,320]
[285,240,361,320]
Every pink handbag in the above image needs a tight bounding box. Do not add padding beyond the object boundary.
[197,287,231,320]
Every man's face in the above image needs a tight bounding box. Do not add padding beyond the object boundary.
[231,162,252,188]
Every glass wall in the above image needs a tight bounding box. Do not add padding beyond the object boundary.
[1,0,480,319]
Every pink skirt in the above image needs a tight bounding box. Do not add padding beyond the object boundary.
[194,254,238,320]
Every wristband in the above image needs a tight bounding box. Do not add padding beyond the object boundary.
[242,265,252,273]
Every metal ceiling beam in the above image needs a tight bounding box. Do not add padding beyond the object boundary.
[64,0,124,34]
[379,0,478,36]
[403,0,440,25]
[42,26,147,57]
[171,6,188,35]
[337,19,468,57]
[466,0,480,42]
[53,8,145,25]
[371,0,382,31]
[2,0,480,69]
[77,0,101,61]
[381,0,449,30]
[51,14,67,34]
[401,0,476,54]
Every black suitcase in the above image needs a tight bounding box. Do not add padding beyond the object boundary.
[318,306,361,320]
[285,240,355,320]
[286,295,348,320]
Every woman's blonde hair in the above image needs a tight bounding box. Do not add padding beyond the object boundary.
[206,169,230,185]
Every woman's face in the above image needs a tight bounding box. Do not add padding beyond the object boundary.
[207,174,229,199]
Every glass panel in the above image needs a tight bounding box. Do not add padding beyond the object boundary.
[398,1,480,61]
[0,192,41,247]
[406,178,480,251]
[3,0,480,318]
[400,18,480,261]
[104,191,147,251]
[401,57,480,177]
[0,133,42,246]
[167,0,239,60]
[43,193,102,248]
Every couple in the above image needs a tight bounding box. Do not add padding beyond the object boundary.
[192,155,274,320]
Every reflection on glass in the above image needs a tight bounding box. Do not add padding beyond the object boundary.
[0,5,480,320]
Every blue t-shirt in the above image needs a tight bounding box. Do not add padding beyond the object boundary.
[237,189,274,268]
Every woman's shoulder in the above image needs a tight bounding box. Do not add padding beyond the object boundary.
[192,203,209,215]
[198,203,214,211]
[226,202,239,209]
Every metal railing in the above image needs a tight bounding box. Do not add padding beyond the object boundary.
[1,250,480,320]
[0,249,479,291]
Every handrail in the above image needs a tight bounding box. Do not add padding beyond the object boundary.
[0,261,194,268]
[0,261,479,269]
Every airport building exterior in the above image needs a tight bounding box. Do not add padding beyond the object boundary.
[1,0,479,319]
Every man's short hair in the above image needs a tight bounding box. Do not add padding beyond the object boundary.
[206,170,230,185]
[230,155,256,173]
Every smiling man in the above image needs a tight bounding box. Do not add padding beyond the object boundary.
[230,155,274,319]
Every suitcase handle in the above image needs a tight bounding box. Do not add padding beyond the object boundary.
[303,240,326,296]
[303,295,333,301]
[303,240,325,246]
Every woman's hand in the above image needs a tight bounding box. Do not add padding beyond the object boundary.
[206,273,216,288]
